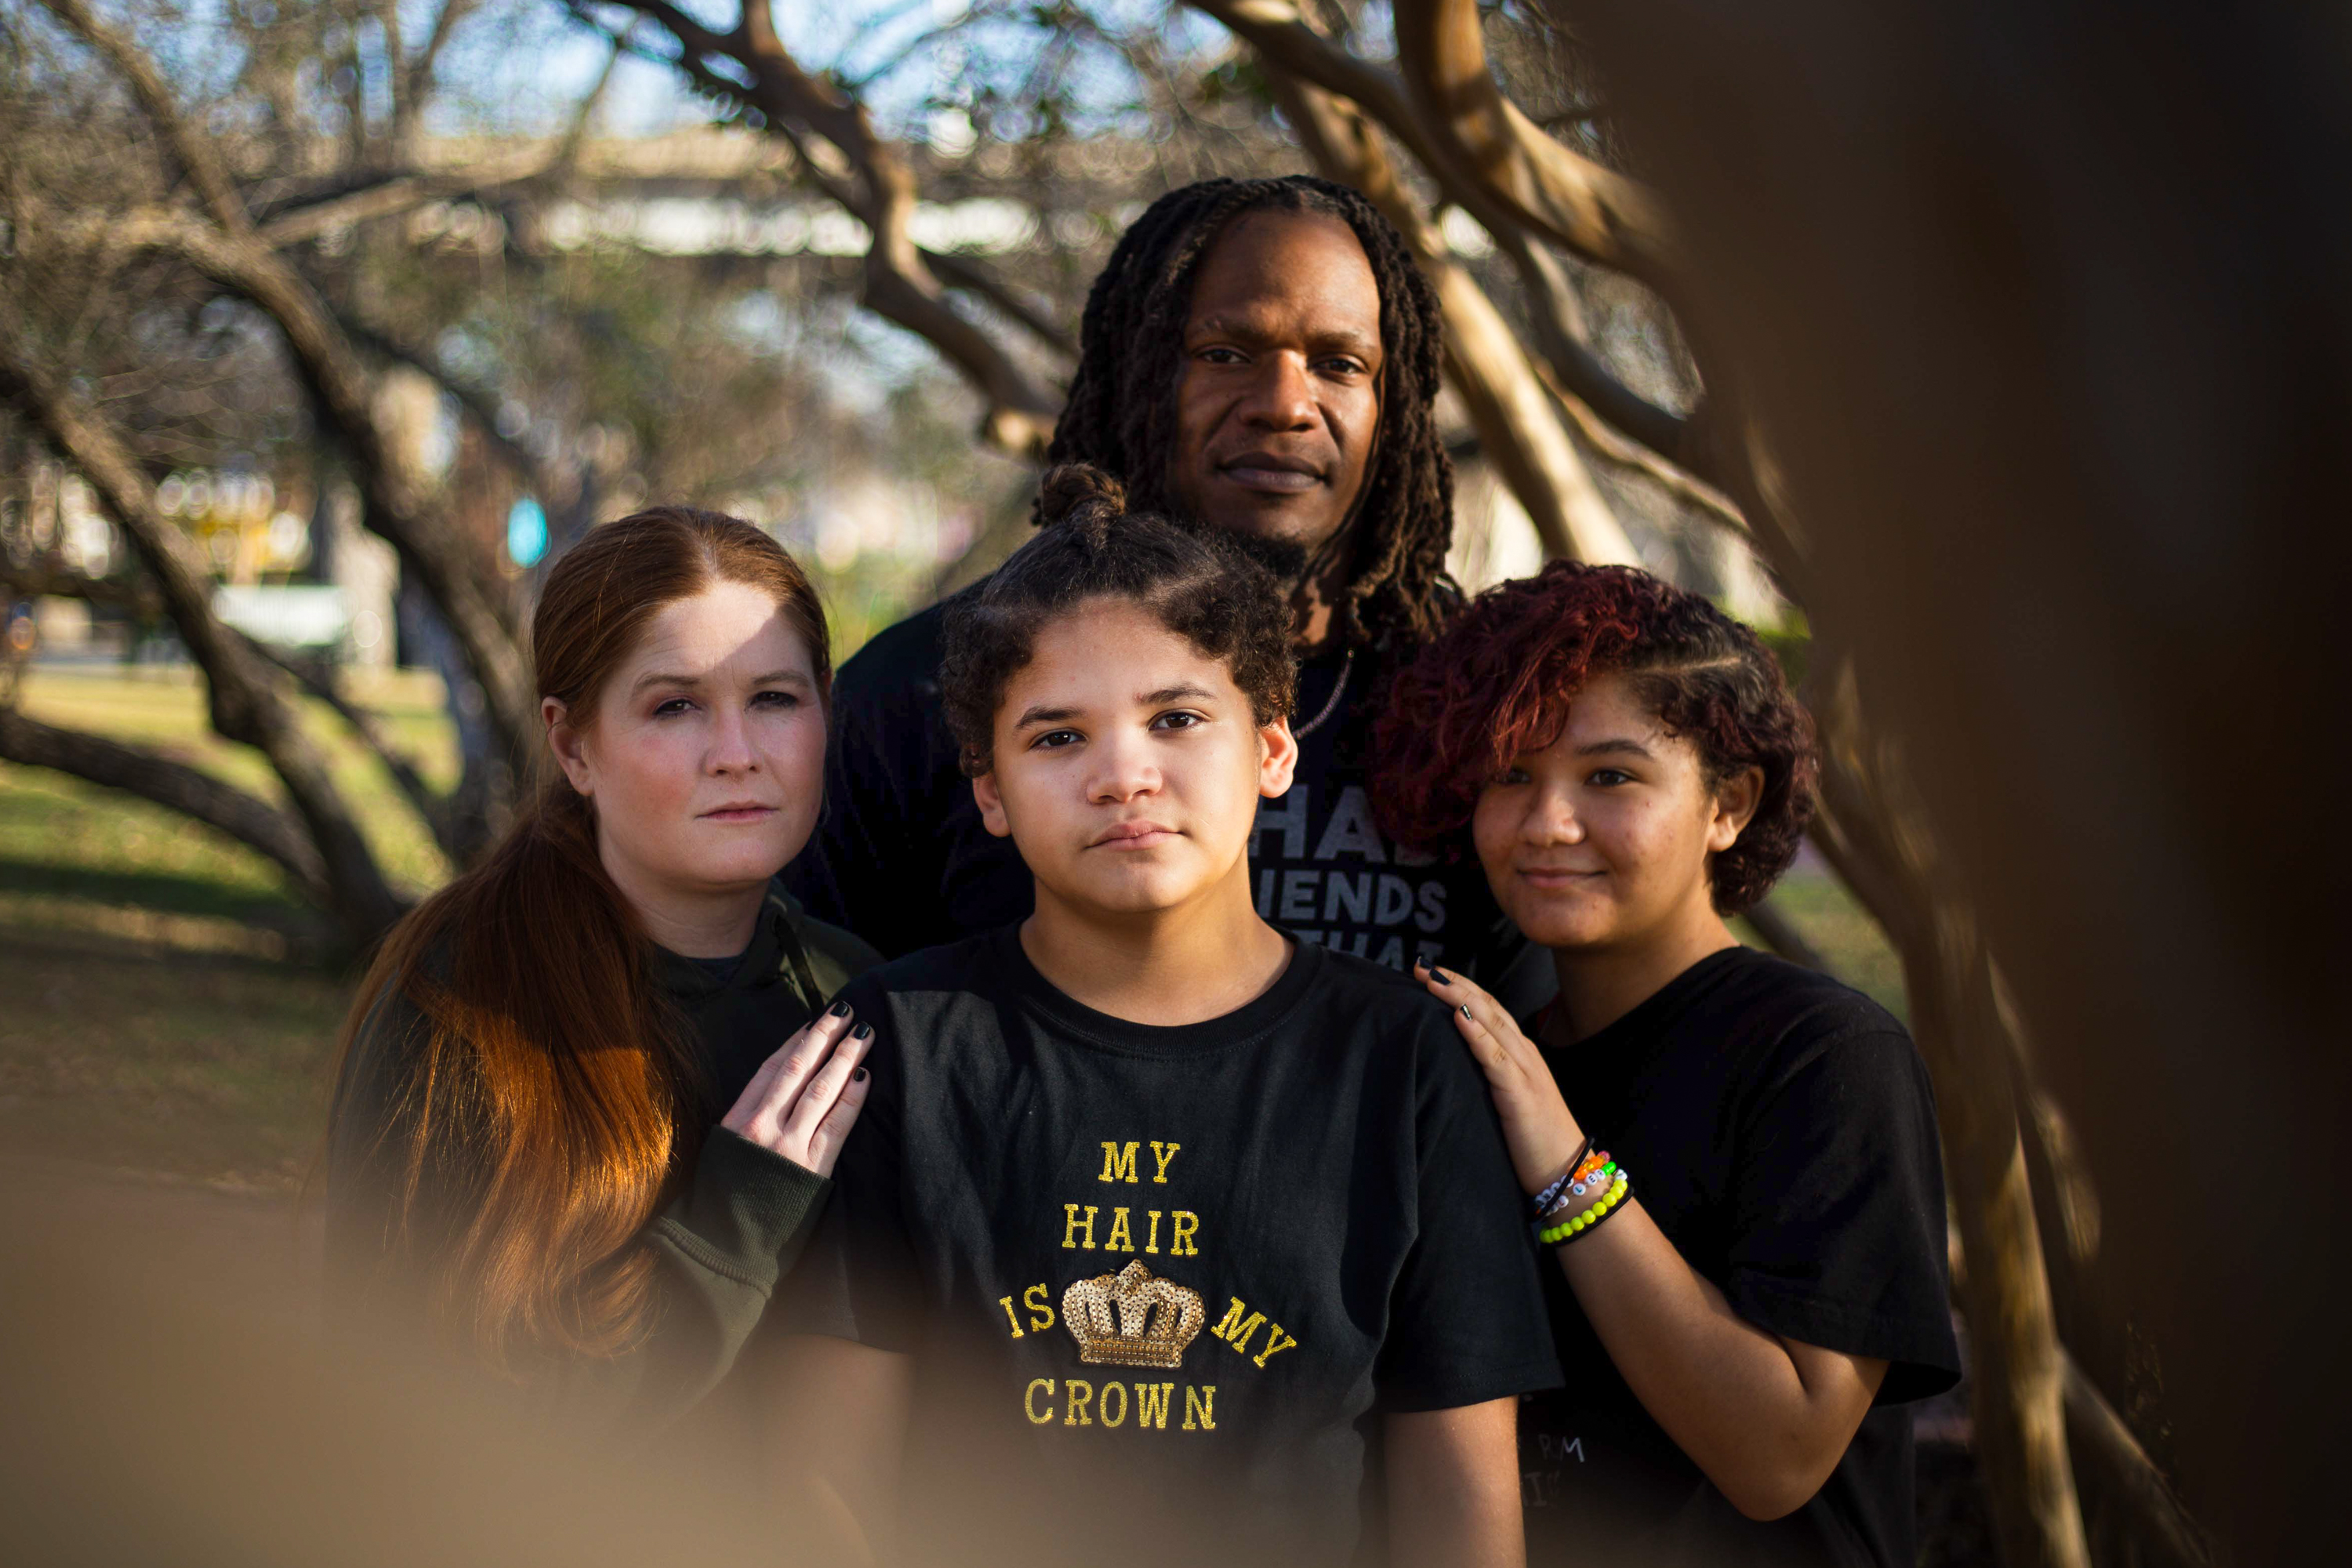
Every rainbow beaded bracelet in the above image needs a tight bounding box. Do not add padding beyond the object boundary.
[1537,1171,1631,1246]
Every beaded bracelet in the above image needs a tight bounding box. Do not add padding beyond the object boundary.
[1538,1171,1632,1247]
[1528,1157,1614,1240]
[1527,1135,1595,1220]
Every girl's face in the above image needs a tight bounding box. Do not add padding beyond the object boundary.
[973,597,1297,919]
[546,579,826,913]
[1472,670,1759,955]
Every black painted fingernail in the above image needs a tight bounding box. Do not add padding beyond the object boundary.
[1432,967,1453,985]
[1461,1004,1472,1018]
[852,1067,869,1082]
[852,1023,874,1040]
[827,1000,852,1017]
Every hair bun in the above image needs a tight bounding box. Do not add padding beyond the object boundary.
[1036,463,1127,545]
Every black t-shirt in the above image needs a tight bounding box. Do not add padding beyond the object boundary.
[1519,947,1961,1568]
[786,595,1553,1013]
[781,926,1562,1568]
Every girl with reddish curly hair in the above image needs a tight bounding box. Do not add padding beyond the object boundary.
[1374,561,1960,1568]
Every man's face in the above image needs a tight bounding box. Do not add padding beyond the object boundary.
[1166,209,1385,563]
[971,598,1298,920]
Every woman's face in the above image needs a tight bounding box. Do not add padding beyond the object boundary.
[1472,670,1757,954]
[546,579,826,909]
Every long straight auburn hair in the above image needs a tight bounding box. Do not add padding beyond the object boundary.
[329,507,830,1377]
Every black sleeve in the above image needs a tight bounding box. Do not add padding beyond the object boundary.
[1720,1020,1962,1405]
[771,978,924,1352]
[1375,1013,1565,1412]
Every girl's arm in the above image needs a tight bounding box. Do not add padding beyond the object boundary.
[1418,964,1886,1521]
[1386,1399,1526,1568]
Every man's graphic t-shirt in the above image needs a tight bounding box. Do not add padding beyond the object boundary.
[779,927,1561,1568]
[1517,948,1962,1568]
[786,596,1552,1014]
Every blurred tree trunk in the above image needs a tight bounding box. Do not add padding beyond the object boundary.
[0,346,403,945]
[1563,1,2350,1560]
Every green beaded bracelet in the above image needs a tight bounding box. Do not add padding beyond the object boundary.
[1539,1173,1631,1246]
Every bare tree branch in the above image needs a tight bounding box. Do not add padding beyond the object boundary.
[38,0,535,766]
[0,340,405,941]
[2063,1352,2212,1568]
[236,632,460,864]
[1252,27,1638,564]
[1803,652,2092,1568]
[1741,895,1829,971]
[95,208,533,758]
[0,706,332,908]
[254,142,568,249]
[0,563,161,615]
[395,0,485,152]
[1191,0,1705,477]
[1389,0,1676,284]
[34,0,253,238]
[573,0,1063,454]
[924,249,1077,361]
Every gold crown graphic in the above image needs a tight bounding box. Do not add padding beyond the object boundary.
[1061,1261,1206,1370]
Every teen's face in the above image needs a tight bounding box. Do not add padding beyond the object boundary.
[547,579,826,909]
[1167,210,1385,559]
[973,599,1298,917]
[1472,672,1760,953]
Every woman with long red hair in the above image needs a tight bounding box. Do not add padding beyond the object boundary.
[327,506,877,1425]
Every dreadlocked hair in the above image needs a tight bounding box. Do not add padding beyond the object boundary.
[1044,175,1457,652]
[945,464,1298,778]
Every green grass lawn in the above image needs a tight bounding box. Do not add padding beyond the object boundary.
[0,662,1907,1185]
[0,664,456,1184]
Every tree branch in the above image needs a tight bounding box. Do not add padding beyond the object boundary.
[1740,895,1829,971]
[0,562,161,615]
[924,248,1077,361]
[575,0,1063,454]
[236,632,460,865]
[0,706,329,909]
[34,0,253,239]
[1389,0,1676,284]
[1253,27,1638,564]
[0,335,404,942]
[254,142,567,249]
[95,209,534,760]
[395,0,484,151]
[1190,0,1706,479]
[2063,1352,2212,1568]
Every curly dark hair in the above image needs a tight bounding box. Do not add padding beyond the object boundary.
[1373,562,1817,916]
[1044,175,1457,652]
[944,465,1298,778]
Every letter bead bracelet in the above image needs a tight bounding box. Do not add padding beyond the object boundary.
[1527,1136,1595,1220]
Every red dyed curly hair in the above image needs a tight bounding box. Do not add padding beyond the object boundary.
[1373,561,1817,916]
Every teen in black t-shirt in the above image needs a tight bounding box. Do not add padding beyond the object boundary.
[1375,563,1962,1568]
[788,175,1548,1013]
[775,469,1558,1568]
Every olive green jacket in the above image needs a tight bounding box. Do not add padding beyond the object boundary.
[325,884,880,1433]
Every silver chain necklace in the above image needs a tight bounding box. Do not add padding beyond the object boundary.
[1293,649,1356,739]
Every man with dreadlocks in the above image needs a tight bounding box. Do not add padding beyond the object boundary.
[792,175,1544,1008]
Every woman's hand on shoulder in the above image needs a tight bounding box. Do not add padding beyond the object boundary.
[1415,960,1584,1199]
[720,1003,873,1178]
